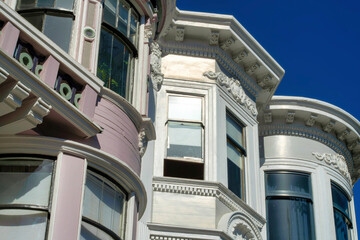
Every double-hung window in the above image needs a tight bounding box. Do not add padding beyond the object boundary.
[81,170,127,240]
[265,171,316,240]
[16,0,75,52]
[0,156,54,240]
[331,183,352,240]
[164,95,204,180]
[226,111,246,199]
[97,0,139,100]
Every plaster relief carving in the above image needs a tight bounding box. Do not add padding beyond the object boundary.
[144,25,153,41]
[348,140,359,151]
[220,37,235,50]
[138,128,147,157]
[257,74,273,90]
[209,30,220,45]
[338,129,350,142]
[203,71,258,117]
[264,112,272,123]
[175,26,185,42]
[286,111,295,124]
[233,50,248,64]
[306,114,318,127]
[323,120,336,133]
[312,152,352,184]
[246,62,260,74]
[150,41,164,91]
[218,212,262,240]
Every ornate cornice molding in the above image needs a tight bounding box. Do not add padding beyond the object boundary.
[150,235,195,240]
[312,152,352,184]
[152,178,265,230]
[203,71,258,117]
[150,41,164,91]
[259,124,353,173]
[159,41,262,98]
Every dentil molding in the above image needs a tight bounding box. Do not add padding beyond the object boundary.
[203,71,258,117]
[312,152,352,184]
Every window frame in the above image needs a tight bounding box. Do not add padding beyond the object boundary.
[0,155,56,240]
[226,110,246,199]
[331,182,353,240]
[265,171,316,240]
[165,93,205,163]
[81,168,128,240]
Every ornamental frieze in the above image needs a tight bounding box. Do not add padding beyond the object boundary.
[312,152,352,184]
[203,71,258,117]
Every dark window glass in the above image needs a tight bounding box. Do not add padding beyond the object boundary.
[43,14,73,52]
[266,172,315,240]
[55,0,75,10]
[37,0,53,8]
[331,184,352,240]
[226,111,245,199]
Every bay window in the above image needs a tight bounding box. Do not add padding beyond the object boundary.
[81,170,127,240]
[331,183,352,240]
[97,0,139,100]
[164,95,204,180]
[226,111,246,199]
[265,171,315,240]
[16,0,75,52]
[0,156,54,240]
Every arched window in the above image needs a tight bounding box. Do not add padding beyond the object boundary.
[97,0,139,100]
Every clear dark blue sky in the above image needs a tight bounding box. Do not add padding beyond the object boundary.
[177,0,360,236]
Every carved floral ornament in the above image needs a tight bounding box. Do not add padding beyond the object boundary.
[312,152,352,184]
[138,128,147,157]
[203,71,258,117]
[150,41,164,91]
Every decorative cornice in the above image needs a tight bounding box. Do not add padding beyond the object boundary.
[257,74,273,90]
[338,129,350,142]
[203,71,258,117]
[312,152,352,184]
[209,30,219,46]
[233,50,248,64]
[175,26,185,42]
[259,124,353,172]
[264,112,272,123]
[150,235,195,240]
[152,177,265,229]
[305,114,318,127]
[159,41,262,97]
[220,37,235,51]
[150,41,164,91]
[286,111,295,124]
[323,120,336,133]
[245,62,260,74]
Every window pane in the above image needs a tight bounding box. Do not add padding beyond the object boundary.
[0,209,47,240]
[266,173,311,196]
[332,185,350,218]
[22,13,44,31]
[117,2,128,36]
[17,0,36,10]
[103,0,117,27]
[167,122,202,159]
[97,28,114,89]
[80,221,114,240]
[55,0,75,10]
[168,96,202,121]
[83,172,126,238]
[267,198,315,240]
[226,113,244,146]
[227,141,243,198]
[110,36,130,98]
[129,14,137,44]
[37,0,54,7]
[43,14,73,52]
[0,160,53,206]
[334,210,350,240]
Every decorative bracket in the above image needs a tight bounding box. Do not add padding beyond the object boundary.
[150,41,164,91]
[203,71,258,117]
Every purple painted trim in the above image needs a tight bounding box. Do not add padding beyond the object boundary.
[51,154,85,240]
[40,55,60,88]
[78,84,97,120]
[0,21,20,56]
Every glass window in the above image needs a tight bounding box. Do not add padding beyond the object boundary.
[265,172,315,240]
[331,183,352,240]
[17,0,74,52]
[97,0,139,100]
[81,170,126,240]
[164,95,204,180]
[0,157,54,240]
[226,111,246,199]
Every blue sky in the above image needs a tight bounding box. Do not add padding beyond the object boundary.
[177,0,360,235]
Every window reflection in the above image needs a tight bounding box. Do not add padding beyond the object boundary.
[332,183,352,240]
